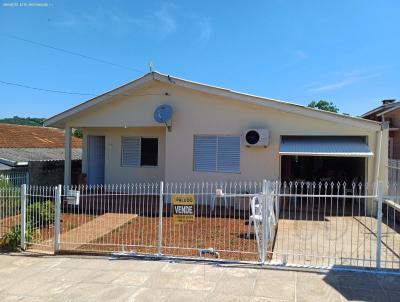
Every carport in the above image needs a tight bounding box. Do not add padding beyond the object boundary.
[280,136,374,184]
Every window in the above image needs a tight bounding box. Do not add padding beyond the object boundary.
[121,137,158,167]
[141,138,158,166]
[194,135,240,173]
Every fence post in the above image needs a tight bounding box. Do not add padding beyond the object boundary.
[157,181,164,256]
[261,180,269,264]
[376,181,383,270]
[54,185,62,254]
[20,184,27,250]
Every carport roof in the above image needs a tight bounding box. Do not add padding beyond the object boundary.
[279,136,374,157]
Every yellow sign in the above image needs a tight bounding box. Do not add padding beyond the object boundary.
[172,194,195,224]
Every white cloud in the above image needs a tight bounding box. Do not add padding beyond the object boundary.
[197,18,213,44]
[308,72,382,93]
[51,3,212,44]
[154,4,177,35]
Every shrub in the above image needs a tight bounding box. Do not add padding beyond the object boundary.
[0,175,14,189]
[0,224,32,251]
[27,201,55,227]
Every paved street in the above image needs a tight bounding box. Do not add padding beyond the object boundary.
[0,253,398,301]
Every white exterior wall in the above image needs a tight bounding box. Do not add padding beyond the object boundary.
[82,127,166,184]
[65,81,387,184]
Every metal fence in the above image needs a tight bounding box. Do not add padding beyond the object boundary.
[0,180,399,272]
[57,182,265,262]
[0,171,28,188]
[0,186,21,240]
[22,185,57,253]
[270,181,399,270]
[388,159,400,197]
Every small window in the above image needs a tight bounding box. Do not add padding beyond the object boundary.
[194,135,240,173]
[121,137,158,167]
[141,138,158,166]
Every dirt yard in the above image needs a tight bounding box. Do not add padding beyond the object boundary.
[76,215,260,261]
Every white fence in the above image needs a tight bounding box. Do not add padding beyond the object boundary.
[0,171,28,188]
[57,182,266,262]
[0,187,21,240]
[271,181,399,270]
[388,159,400,198]
[0,180,399,272]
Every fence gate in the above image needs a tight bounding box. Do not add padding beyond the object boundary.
[21,185,57,253]
[268,181,400,271]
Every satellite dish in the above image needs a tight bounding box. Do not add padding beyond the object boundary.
[154,104,173,124]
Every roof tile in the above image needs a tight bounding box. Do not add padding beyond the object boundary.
[0,124,82,148]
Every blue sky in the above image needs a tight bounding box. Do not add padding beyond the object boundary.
[0,0,399,118]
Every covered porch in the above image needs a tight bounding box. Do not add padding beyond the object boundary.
[63,126,166,185]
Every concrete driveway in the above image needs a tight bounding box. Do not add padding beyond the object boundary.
[0,254,398,301]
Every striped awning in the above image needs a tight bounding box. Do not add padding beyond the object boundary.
[279,136,374,157]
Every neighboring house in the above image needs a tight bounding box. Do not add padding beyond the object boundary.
[44,72,388,186]
[0,123,82,185]
[362,99,399,160]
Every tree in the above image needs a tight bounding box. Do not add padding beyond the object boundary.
[0,116,45,126]
[73,128,83,139]
[307,100,339,113]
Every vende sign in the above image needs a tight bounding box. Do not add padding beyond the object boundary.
[172,194,195,225]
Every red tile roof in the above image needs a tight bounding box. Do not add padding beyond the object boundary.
[0,124,82,148]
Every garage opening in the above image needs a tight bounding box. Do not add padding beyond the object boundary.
[281,156,366,183]
[280,136,372,184]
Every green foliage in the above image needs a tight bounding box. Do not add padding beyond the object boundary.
[73,128,83,139]
[0,175,14,189]
[0,224,32,251]
[0,200,54,250]
[27,200,55,227]
[307,100,339,113]
[0,116,45,126]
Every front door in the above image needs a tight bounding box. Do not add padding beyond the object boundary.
[87,135,105,185]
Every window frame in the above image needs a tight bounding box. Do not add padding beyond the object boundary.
[121,136,159,168]
[193,134,241,174]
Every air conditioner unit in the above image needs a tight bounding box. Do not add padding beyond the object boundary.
[244,129,270,147]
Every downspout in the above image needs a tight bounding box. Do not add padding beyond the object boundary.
[373,118,388,194]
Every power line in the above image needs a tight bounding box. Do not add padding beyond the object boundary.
[0,79,168,98]
[0,80,95,96]
[1,33,146,74]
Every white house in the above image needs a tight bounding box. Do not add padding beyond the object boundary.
[44,72,388,186]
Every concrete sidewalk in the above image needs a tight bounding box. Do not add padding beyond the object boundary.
[0,254,398,301]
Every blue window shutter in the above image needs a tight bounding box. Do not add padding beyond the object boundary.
[194,136,217,172]
[121,137,140,166]
[217,136,241,173]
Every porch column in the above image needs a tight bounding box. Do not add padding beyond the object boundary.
[64,126,72,186]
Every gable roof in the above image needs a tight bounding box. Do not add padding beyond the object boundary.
[361,101,400,118]
[44,71,381,131]
[376,104,400,117]
[0,123,82,148]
